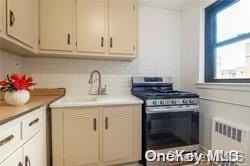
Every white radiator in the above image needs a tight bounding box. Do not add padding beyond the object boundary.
[212,117,250,165]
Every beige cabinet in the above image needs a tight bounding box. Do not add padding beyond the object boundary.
[108,0,137,55]
[64,108,100,166]
[76,0,137,56]
[23,132,43,166]
[102,106,134,162]
[76,0,106,53]
[0,148,22,166]
[52,105,141,166]
[0,0,3,34]
[6,0,36,48]
[39,0,73,51]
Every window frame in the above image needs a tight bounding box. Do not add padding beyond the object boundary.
[205,0,250,83]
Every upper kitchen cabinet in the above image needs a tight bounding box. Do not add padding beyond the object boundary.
[39,0,73,51]
[5,0,36,48]
[76,0,106,54]
[108,0,137,55]
[75,0,137,58]
[0,0,3,35]
[1,0,137,60]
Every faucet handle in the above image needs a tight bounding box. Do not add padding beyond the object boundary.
[100,84,108,95]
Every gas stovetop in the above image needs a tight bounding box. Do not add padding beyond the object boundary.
[132,90,198,99]
[131,77,199,106]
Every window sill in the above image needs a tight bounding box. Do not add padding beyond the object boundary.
[195,82,250,92]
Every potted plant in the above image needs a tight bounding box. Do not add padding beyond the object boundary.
[0,73,35,106]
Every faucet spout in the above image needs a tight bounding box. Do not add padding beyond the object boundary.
[88,70,103,95]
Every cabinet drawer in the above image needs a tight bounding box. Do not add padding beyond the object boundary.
[22,110,42,141]
[0,123,21,162]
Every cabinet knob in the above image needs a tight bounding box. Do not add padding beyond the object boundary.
[101,37,104,47]
[105,117,108,130]
[9,10,15,27]
[29,118,39,127]
[110,37,113,48]
[67,34,71,45]
[0,135,14,146]
[25,156,31,166]
[93,118,97,131]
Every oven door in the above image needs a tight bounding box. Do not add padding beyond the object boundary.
[145,105,199,150]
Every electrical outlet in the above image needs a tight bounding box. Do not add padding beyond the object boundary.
[14,61,21,69]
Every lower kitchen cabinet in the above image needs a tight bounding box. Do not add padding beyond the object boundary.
[51,105,141,166]
[102,106,134,162]
[64,108,100,166]
[23,132,43,166]
[0,148,22,166]
[0,107,46,166]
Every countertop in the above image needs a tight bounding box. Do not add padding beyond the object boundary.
[0,89,65,125]
[50,95,144,108]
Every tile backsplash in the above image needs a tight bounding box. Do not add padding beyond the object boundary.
[1,6,182,96]
[0,49,22,80]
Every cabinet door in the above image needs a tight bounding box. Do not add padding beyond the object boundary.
[64,108,99,166]
[23,132,43,166]
[0,0,2,34]
[6,0,35,48]
[40,0,73,51]
[0,148,22,166]
[102,106,134,162]
[77,0,106,53]
[108,0,137,55]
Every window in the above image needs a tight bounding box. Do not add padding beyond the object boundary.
[205,0,250,82]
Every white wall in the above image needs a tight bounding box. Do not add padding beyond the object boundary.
[0,49,22,80]
[20,6,182,96]
[181,2,250,154]
[181,3,202,92]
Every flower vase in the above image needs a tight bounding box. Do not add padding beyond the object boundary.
[4,90,30,106]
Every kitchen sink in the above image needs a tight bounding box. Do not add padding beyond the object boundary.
[62,96,98,103]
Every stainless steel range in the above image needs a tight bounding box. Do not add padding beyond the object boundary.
[131,77,199,165]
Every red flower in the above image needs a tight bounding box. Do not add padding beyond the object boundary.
[10,73,22,81]
[26,77,33,82]
[0,80,8,87]
[0,73,35,92]
[13,79,29,90]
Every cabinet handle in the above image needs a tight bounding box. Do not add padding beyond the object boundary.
[0,135,14,146]
[25,156,31,166]
[29,118,39,127]
[101,37,104,47]
[93,118,97,131]
[9,10,15,26]
[110,37,113,48]
[67,34,71,45]
[18,162,23,166]
[105,117,108,130]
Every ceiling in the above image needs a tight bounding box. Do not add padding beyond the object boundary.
[139,0,213,11]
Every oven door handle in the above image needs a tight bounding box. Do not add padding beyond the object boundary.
[146,105,199,114]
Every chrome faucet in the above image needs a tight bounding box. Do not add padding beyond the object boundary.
[88,70,107,95]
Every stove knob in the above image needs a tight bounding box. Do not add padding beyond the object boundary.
[171,100,176,105]
[152,101,156,105]
[160,100,164,105]
[189,99,195,104]
[183,99,188,104]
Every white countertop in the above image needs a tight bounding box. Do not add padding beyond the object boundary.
[50,95,144,108]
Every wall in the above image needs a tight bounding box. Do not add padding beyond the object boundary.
[0,49,22,80]
[181,3,202,92]
[181,1,250,156]
[21,6,182,96]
